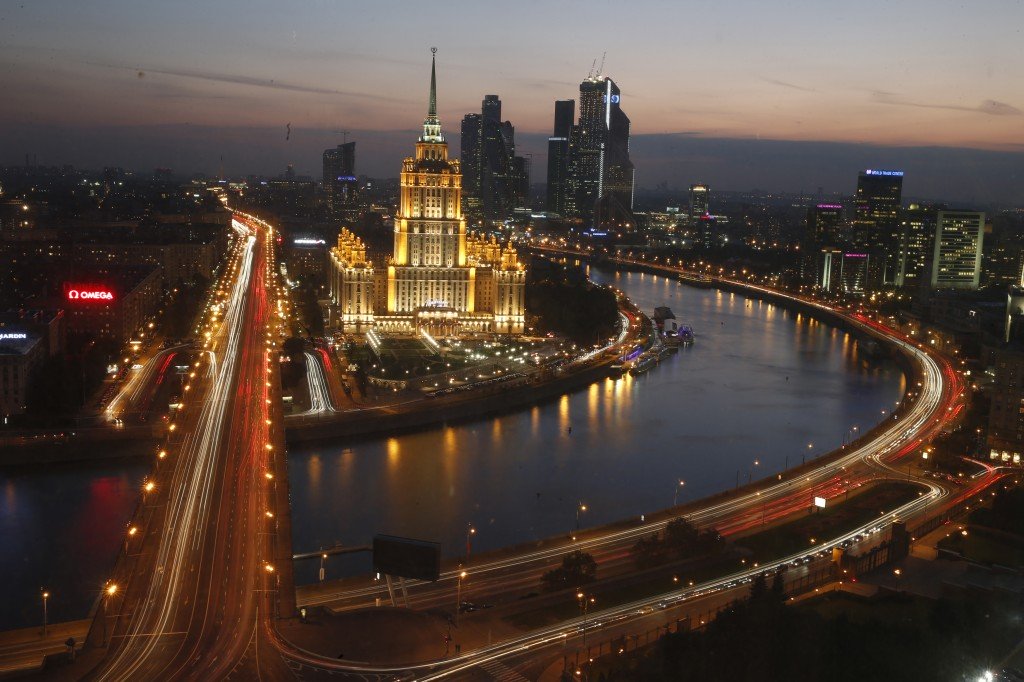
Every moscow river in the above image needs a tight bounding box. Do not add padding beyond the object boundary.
[285,266,905,584]
[0,265,904,629]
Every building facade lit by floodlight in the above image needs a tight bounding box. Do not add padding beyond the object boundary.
[328,51,526,336]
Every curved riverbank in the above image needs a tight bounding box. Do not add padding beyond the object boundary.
[285,256,915,448]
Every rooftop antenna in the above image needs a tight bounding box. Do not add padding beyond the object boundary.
[587,58,596,80]
[596,52,606,79]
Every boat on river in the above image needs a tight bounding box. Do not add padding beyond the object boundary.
[629,353,659,376]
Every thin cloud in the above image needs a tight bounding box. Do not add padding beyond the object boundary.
[91,62,404,103]
[872,91,1021,116]
[761,78,816,93]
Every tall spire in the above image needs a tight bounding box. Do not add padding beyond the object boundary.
[421,47,443,142]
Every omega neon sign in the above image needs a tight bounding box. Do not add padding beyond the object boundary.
[66,287,115,302]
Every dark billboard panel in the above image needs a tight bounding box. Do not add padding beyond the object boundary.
[372,535,441,582]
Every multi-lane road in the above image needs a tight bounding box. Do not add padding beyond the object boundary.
[88,215,290,680]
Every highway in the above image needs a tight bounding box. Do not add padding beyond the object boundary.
[88,215,290,680]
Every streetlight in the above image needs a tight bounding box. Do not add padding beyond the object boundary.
[41,590,49,637]
[102,583,118,646]
[465,524,476,560]
[577,591,596,652]
[576,502,587,531]
[674,479,685,507]
[455,570,467,628]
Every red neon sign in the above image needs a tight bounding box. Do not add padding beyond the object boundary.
[66,287,115,302]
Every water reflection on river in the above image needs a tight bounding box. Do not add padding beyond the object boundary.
[288,267,905,583]
[0,460,148,630]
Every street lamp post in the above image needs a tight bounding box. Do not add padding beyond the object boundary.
[465,524,476,560]
[673,480,685,507]
[577,591,596,656]
[41,590,49,637]
[102,583,118,647]
[455,570,467,628]
[576,502,587,531]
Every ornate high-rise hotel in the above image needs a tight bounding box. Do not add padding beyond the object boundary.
[329,50,526,336]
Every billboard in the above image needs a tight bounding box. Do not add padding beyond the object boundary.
[372,535,441,581]
[64,284,115,302]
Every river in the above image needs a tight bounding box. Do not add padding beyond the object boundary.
[285,265,905,584]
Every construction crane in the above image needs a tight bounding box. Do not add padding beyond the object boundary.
[333,130,351,144]
[596,52,606,79]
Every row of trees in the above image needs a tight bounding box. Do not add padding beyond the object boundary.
[632,518,725,569]
[597,584,1019,681]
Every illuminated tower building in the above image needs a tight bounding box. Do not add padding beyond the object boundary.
[895,203,937,288]
[323,142,358,212]
[853,169,903,284]
[565,74,634,229]
[461,95,528,221]
[930,210,985,290]
[806,203,843,246]
[329,50,526,335]
[689,184,710,221]
[546,100,574,215]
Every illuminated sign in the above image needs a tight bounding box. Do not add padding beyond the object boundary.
[336,175,357,182]
[0,332,28,340]
[601,93,621,104]
[293,238,326,246]
[66,287,115,302]
[816,204,843,209]
[814,496,827,508]
[864,169,904,177]
[843,253,868,258]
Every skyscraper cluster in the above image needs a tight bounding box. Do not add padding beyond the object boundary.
[460,95,529,223]
[545,72,635,233]
[807,169,985,295]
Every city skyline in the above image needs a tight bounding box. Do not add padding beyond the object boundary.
[2,1,1023,204]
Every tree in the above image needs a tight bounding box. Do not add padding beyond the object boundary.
[632,533,667,568]
[749,571,768,601]
[664,518,700,556]
[542,550,597,591]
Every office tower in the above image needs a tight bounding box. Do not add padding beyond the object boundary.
[806,203,843,246]
[689,184,710,220]
[817,249,871,295]
[461,95,528,221]
[323,142,358,212]
[565,75,634,228]
[930,210,985,290]
[546,100,575,215]
[329,51,526,335]
[852,169,903,284]
[460,113,483,218]
[895,203,937,288]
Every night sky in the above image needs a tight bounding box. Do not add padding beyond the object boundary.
[1,0,1022,204]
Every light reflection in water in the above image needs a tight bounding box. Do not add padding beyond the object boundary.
[287,266,906,584]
